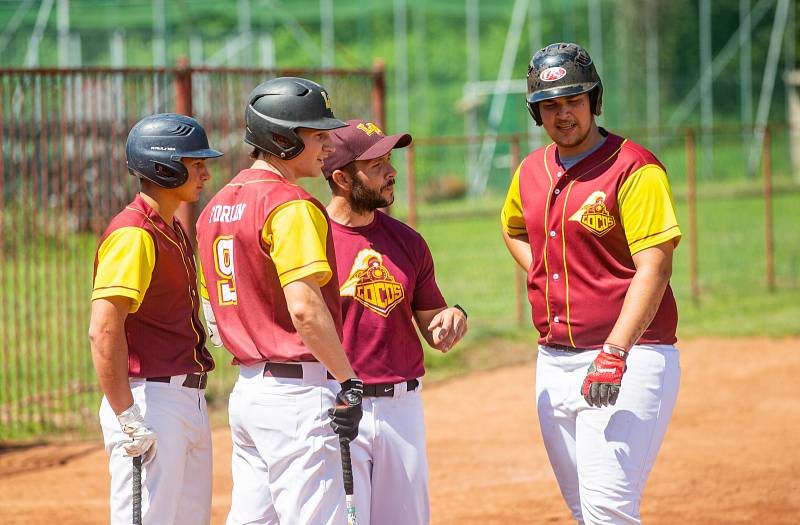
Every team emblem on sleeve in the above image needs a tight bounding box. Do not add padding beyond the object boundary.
[568,191,616,236]
[340,249,405,317]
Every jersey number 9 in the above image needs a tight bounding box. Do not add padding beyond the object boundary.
[213,236,238,305]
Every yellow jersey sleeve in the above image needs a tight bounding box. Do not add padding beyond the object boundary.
[500,164,527,236]
[197,257,209,300]
[263,200,332,287]
[618,164,682,255]
[92,227,156,313]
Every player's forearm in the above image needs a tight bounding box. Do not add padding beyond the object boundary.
[606,261,671,350]
[502,229,533,270]
[284,278,357,382]
[412,307,442,347]
[89,313,134,414]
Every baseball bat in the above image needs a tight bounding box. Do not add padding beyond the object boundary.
[339,437,358,525]
[132,455,142,525]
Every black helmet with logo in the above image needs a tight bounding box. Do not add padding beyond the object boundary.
[126,113,223,188]
[244,77,346,160]
[526,42,603,126]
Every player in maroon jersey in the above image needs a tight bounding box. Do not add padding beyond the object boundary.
[89,113,222,524]
[323,119,468,525]
[195,77,363,524]
[501,43,681,524]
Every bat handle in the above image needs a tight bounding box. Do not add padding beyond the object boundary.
[339,437,358,525]
[132,455,142,525]
[339,437,354,496]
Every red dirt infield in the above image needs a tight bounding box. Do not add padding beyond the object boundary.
[1,337,798,524]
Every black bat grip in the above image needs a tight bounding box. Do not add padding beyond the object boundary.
[132,455,142,525]
[339,437,354,496]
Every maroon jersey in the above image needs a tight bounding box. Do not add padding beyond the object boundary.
[92,194,212,377]
[331,211,446,383]
[516,132,679,348]
[196,169,342,365]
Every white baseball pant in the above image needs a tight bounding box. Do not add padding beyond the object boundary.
[350,381,429,525]
[536,344,680,525]
[99,377,212,525]
[225,362,346,525]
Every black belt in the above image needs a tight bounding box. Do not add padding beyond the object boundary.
[363,379,419,397]
[547,343,591,353]
[146,373,207,389]
[263,362,335,380]
[261,362,419,397]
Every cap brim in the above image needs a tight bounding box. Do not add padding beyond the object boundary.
[355,133,413,161]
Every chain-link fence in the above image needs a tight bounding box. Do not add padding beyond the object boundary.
[0,65,383,441]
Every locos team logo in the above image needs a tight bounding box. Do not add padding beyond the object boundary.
[539,66,567,82]
[357,122,384,136]
[568,191,616,236]
[340,249,405,317]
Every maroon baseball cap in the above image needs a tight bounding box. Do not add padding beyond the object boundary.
[322,119,412,178]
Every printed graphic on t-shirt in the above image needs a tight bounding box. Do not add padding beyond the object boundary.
[568,191,616,237]
[340,248,405,317]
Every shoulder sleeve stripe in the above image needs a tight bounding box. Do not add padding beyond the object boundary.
[277,259,329,278]
[629,224,681,245]
[93,285,141,293]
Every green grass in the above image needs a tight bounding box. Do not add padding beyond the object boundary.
[2,185,799,440]
[409,189,800,340]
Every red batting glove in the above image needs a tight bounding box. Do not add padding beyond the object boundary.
[581,344,628,407]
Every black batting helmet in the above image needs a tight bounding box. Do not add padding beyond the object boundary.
[126,113,223,189]
[244,77,346,160]
[526,42,603,126]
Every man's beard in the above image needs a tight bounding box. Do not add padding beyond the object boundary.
[350,176,394,214]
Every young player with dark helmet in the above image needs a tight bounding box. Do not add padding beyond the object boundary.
[89,113,222,524]
[195,77,363,524]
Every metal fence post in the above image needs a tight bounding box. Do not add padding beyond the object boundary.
[173,57,196,241]
[371,59,386,129]
[763,126,775,292]
[406,143,417,229]
[509,135,525,327]
[685,128,699,303]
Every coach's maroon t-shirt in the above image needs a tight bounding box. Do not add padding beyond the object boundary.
[331,210,446,384]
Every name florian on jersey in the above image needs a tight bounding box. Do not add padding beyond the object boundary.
[208,203,247,223]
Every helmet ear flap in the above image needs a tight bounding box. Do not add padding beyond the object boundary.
[590,84,603,116]
[152,161,188,189]
[527,101,543,126]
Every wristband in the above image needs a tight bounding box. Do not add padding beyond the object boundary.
[602,343,628,359]
[453,304,468,319]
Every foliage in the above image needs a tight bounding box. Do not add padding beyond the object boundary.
[1,0,797,141]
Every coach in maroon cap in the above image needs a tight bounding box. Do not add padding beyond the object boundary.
[323,119,411,206]
[325,119,468,524]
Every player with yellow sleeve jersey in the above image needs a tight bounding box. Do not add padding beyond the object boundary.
[89,114,222,525]
[195,77,363,525]
[500,43,681,524]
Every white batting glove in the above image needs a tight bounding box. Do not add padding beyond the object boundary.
[201,297,223,347]
[117,404,157,463]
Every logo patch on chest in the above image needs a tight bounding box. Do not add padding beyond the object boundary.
[340,249,405,317]
[568,191,616,236]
